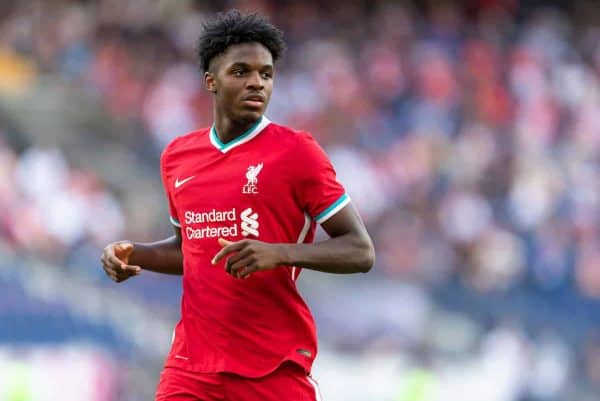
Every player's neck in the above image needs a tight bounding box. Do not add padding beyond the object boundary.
[213,115,261,144]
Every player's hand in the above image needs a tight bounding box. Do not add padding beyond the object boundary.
[212,238,287,279]
[101,241,142,283]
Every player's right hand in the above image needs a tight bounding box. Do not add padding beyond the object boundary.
[101,241,141,283]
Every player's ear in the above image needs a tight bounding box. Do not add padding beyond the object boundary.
[204,71,217,93]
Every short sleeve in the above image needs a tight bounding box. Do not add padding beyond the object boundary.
[293,132,350,224]
[160,146,181,228]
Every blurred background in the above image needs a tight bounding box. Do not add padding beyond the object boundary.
[1,0,599,400]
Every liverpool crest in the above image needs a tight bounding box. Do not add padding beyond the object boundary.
[242,162,263,194]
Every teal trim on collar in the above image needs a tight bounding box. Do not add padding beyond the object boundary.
[210,116,265,153]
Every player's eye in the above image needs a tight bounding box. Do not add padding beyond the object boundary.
[233,70,245,77]
[261,72,272,79]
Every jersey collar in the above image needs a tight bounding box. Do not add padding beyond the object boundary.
[209,116,271,153]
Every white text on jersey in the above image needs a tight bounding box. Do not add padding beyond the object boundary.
[182,207,259,240]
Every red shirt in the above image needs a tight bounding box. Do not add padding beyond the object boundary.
[160,116,349,377]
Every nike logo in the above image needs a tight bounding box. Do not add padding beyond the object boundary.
[174,176,195,189]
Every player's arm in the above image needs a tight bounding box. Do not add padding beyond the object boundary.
[101,226,183,282]
[283,203,374,274]
[212,203,374,277]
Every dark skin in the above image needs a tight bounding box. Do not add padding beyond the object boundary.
[101,42,374,282]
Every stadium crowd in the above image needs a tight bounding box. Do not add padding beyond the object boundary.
[1,0,599,400]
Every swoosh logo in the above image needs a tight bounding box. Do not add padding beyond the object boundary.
[174,176,195,189]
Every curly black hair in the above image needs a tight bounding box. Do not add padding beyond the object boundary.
[197,10,286,72]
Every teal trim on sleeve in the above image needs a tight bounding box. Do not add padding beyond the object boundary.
[314,193,350,223]
[170,216,181,227]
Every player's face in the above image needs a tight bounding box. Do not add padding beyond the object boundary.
[207,42,274,123]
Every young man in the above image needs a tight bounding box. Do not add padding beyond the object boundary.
[101,10,374,401]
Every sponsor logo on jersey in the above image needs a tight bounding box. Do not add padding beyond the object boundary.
[183,207,259,240]
[242,162,263,194]
[240,208,259,237]
[184,208,238,239]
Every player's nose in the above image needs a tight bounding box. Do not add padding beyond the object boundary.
[246,71,264,90]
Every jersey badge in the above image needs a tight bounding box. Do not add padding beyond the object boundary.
[242,162,263,194]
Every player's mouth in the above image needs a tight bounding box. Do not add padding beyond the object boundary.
[241,94,265,108]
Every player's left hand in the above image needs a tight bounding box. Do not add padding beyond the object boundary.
[212,238,287,279]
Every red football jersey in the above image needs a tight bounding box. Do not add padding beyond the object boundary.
[159,116,349,377]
